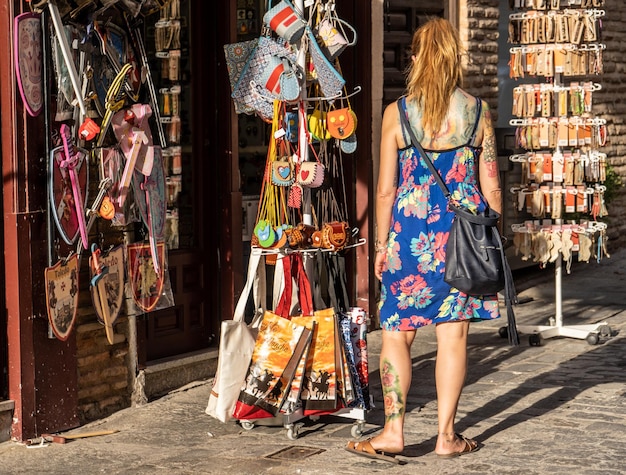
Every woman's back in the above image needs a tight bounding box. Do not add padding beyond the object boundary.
[402,88,483,151]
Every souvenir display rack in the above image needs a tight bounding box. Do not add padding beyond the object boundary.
[506,0,612,345]
[220,0,370,439]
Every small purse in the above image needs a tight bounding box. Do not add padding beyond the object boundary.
[297,161,325,188]
[315,17,357,60]
[308,106,331,141]
[258,56,301,102]
[327,107,356,139]
[271,158,295,186]
[321,221,350,251]
[264,0,307,44]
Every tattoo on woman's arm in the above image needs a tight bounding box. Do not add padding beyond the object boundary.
[483,124,498,177]
[381,358,404,422]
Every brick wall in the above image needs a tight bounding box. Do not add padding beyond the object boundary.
[461,0,625,249]
[75,230,132,424]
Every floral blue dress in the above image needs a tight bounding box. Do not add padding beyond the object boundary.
[379,97,501,331]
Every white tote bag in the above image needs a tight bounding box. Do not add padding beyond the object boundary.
[206,248,266,422]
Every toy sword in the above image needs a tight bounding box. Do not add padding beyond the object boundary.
[59,124,89,250]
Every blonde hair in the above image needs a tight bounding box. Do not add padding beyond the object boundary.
[406,18,464,131]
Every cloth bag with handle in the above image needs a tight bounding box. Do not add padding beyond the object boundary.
[205,249,266,422]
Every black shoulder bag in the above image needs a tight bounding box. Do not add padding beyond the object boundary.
[397,99,519,346]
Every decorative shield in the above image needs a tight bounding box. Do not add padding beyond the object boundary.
[127,241,165,313]
[45,253,80,341]
[90,244,125,326]
[133,146,166,240]
[49,142,89,245]
[92,22,141,111]
[14,12,43,117]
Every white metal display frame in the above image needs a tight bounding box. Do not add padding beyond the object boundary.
[506,9,612,346]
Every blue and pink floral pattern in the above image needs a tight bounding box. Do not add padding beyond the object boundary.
[379,97,501,331]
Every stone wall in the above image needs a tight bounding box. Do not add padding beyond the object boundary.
[462,0,625,250]
[75,262,131,424]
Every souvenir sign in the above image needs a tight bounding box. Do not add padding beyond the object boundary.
[14,12,43,117]
[49,133,89,245]
[127,241,165,313]
[45,254,80,341]
[90,244,126,344]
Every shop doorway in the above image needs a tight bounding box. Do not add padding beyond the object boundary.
[382,1,446,107]
[137,0,223,362]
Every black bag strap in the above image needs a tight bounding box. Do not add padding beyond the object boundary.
[396,97,520,346]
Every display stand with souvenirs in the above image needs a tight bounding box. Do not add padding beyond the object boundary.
[505,0,612,346]
[15,0,176,343]
[215,0,370,439]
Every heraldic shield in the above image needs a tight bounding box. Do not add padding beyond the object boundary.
[45,254,80,341]
[128,241,165,312]
[90,244,125,327]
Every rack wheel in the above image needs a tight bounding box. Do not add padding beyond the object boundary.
[529,334,542,347]
[240,421,255,431]
[599,325,612,338]
[286,425,299,440]
[351,421,365,438]
[498,327,508,339]
[586,332,599,345]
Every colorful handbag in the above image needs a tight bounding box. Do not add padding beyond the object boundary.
[264,0,307,44]
[271,158,295,186]
[327,107,356,139]
[230,36,297,121]
[315,17,357,60]
[306,27,345,99]
[308,106,331,141]
[297,161,325,188]
[258,55,301,102]
[321,221,350,251]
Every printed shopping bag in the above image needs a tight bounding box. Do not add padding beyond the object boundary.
[292,307,339,415]
[233,310,312,419]
[206,249,266,422]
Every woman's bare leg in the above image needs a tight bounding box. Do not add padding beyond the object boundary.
[434,321,477,455]
[365,329,416,453]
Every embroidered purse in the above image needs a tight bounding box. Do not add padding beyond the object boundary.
[297,161,325,188]
[271,158,295,186]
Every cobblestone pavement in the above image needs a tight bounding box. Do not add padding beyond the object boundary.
[1,249,625,475]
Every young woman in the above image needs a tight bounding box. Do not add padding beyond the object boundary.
[346,17,502,462]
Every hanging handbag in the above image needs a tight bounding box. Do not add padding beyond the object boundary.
[315,16,357,60]
[397,98,520,346]
[206,249,266,422]
[258,55,301,102]
[305,26,345,99]
[264,0,307,44]
[228,35,297,121]
[271,157,295,186]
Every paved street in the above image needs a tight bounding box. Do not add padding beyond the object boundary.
[1,248,625,474]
